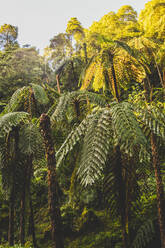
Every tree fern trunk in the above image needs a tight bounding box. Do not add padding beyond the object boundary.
[40,114,64,248]
[151,133,165,248]
[8,173,15,246]
[20,165,27,246]
[27,155,38,248]
[111,63,120,102]
[115,146,128,248]
[29,193,37,248]
[8,128,19,246]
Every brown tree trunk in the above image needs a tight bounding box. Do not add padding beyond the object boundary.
[115,146,128,248]
[151,133,165,248]
[40,114,64,248]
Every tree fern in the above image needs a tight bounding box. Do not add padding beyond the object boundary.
[51,90,107,122]
[57,102,149,185]
[0,112,29,136]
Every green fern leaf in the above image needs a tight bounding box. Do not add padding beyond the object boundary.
[110,102,149,162]
[31,83,49,105]
[4,87,28,113]
[19,123,44,156]
[56,113,94,167]
[77,108,112,186]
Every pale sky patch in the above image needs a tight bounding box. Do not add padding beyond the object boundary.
[0,0,149,52]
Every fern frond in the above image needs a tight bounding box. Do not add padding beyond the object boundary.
[84,91,107,107]
[4,87,29,113]
[19,123,44,156]
[51,93,71,121]
[0,112,29,136]
[77,108,112,186]
[136,104,165,140]
[56,114,94,167]
[110,102,149,162]
[132,219,155,248]
[81,60,97,90]
[31,83,49,105]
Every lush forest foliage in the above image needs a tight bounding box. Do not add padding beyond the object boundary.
[0,0,165,247]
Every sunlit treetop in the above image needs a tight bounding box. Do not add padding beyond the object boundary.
[139,0,165,40]
[66,17,84,43]
[86,5,140,51]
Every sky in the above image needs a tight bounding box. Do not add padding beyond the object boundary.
[0,0,149,53]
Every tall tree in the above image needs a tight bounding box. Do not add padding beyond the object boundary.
[0,24,18,50]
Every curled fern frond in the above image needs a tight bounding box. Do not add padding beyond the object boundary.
[31,83,49,105]
[0,112,29,136]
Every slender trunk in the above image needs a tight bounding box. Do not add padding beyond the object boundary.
[107,51,120,102]
[115,146,127,248]
[29,194,37,248]
[151,133,165,248]
[111,64,120,102]
[20,166,27,245]
[56,75,61,94]
[8,128,19,245]
[70,60,77,87]
[152,52,164,89]
[83,42,88,65]
[40,114,64,248]
[163,70,165,88]
[27,156,38,248]
[8,173,15,246]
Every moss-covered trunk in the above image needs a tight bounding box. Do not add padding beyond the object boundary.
[40,113,64,248]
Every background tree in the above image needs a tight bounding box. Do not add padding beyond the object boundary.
[0,24,18,50]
